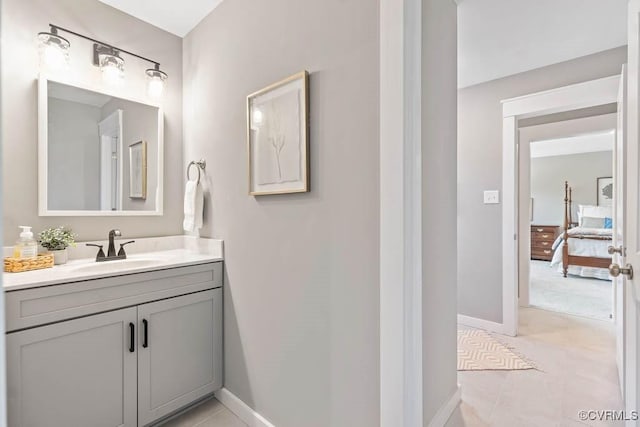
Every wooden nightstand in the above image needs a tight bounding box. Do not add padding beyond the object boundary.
[531,225,560,261]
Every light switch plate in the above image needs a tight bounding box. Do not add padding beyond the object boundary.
[484,190,500,204]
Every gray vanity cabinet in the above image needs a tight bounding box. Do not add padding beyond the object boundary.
[5,262,224,427]
[7,307,138,427]
[137,289,223,426]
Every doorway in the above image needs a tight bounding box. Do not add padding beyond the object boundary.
[521,123,616,321]
[97,109,123,211]
[501,71,636,404]
[502,75,621,335]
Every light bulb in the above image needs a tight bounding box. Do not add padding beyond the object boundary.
[145,67,168,99]
[102,63,122,85]
[147,76,164,98]
[38,31,70,71]
[43,44,66,69]
[99,52,124,85]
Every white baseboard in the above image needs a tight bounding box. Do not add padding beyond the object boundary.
[457,314,507,335]
[215,388,275,427]
[428,385,461,427]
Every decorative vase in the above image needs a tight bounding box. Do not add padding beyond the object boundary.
[51,248,68,265]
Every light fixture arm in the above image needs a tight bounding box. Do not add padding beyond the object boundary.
[48,24,161,70]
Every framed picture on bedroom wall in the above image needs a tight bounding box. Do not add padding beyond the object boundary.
[597,176,613,207]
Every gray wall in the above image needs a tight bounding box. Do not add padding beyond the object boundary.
[531,151,613,225]
[101,98,159,211]
[422,0,458,422]
[458,46,627,323]
[48,98,101,210]
[183,0,379,425]
[1,0,183,244]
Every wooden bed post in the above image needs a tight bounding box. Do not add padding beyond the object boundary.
[569,187,573,227]
[563,181,570,277]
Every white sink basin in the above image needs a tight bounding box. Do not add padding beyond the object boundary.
[70,259,162,274]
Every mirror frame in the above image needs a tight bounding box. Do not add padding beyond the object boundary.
[38,75,164,216]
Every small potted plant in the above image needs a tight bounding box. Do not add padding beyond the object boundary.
[38,226,76,265]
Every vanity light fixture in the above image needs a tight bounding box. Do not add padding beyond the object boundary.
[37,27,70,70]
[96,46,125,85]
[146,64,168,98]
[38,24,169,96]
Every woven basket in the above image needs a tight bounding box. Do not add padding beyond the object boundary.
[4,253,55,273]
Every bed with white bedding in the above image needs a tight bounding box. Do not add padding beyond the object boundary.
[550,227,612,280]
[552,182,613,281]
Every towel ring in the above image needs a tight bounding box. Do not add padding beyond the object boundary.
[187,159,206,184]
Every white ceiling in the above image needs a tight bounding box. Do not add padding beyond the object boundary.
[530,130,614,158]
[98,0,224,37]
[458,0,628,88]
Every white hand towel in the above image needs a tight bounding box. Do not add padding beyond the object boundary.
[183,180,204,232]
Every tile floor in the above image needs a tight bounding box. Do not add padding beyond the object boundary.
[447,307,623,427]
[159,397,247,427]
[164,308,619,427]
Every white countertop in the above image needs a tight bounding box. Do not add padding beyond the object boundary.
[3,237,223,291]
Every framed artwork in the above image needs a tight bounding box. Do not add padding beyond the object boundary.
[247,71,310,195]
[129,140,147,199]
[597,176,613,207]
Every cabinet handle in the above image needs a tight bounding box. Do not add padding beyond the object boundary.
[142,319,149,348]
[544,250,551,254]
[129,323,135,353]
[537,228,544,232]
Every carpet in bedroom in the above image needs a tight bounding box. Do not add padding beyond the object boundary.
[529,260,612,321]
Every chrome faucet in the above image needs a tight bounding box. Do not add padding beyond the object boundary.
[86,229,135,262]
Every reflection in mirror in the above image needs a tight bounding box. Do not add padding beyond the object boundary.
[41,79,163,215]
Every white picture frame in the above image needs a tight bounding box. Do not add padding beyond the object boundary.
[247,71,310,195]
[129,140,147,199]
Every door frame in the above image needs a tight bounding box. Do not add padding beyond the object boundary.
[98,109,123,211]
[501,75,621,336]
[379,0,423,425]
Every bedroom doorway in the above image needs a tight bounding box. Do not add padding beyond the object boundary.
[522,125,616,321]
[502,68,635,403]
[501,75,622,337]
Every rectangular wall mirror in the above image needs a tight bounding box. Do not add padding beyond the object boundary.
[38,77,164,216]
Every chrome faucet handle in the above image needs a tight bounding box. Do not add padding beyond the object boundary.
[86,243,105,261]
[117,241,136,257]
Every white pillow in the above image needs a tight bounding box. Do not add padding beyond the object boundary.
[578,205,612,226]
[581,216,605,228]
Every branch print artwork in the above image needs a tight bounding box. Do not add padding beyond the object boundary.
[248,71,309,195]
[253,90,302,185]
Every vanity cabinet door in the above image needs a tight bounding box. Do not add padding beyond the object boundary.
[7,307,138,427]
[137,289,223,426]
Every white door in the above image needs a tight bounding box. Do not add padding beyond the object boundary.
[137,289,223,426]
[621,1,640,422]
[98,109,123,211]
[614,65,627,394]
[6,308,138,427]
[100,135,117,210]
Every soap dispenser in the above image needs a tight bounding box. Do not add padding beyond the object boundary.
[13,226,38,259]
